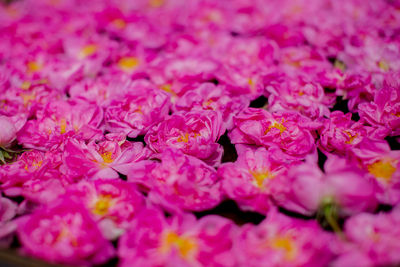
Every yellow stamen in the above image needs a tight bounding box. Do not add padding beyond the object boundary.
[92,195,113,216]
[80,44,98,58]
[270,235,297,260]
[250,170,274,189]
[101,152,114,164]
[344,131,358,144]
[265,120,286,134]
[149,0,165,8]
[378,60,389,71]
[21,81,31,90]
[111,18,126,29]
[367,160,396,181]
[27,61,42,73]
[161,231,197,258]
[59,118,67,134]
[334,59,346,71]
[118,56,140,71]
[176,133,200,143]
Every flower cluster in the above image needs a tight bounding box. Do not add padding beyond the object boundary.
[0,0,399,266]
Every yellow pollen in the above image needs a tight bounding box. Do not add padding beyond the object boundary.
[21,93,35,107]
[265,120,286,134]
[101,152,114,164]
[92,195,113,216]
[80,44,98,58]
[59,118,67,134]
[161,231,197,258]
[177,133,200,143]
[298,91,304,96]
[334,59,346,71]
[378,60,389,71]
[149,0,165,8]
[111,18,126,29]
[118,57,140,71]
[270,236,297,260]
[21,81,31,90]
[248,78,254,86]
[24,160,43,171]
[367,160,396,181]
[250,170,274,189]
[344,131,358,144]
[160,84,175,94]
[27,61,42,73]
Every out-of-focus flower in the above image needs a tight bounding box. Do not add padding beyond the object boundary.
[359,86,400,136]
[0,116,17,148]
[351,138,400,205]
[104,79,171,138]
[0,197,18,248]
[229,108,320,159]
[66,180,145,240]
[274,155,377,217]
[63,138,151,181]
[145,110,224,166]
[218,145,298,214]
[234,209,337,267]
[118,208,237,267]
[128,149,222,212]
[17,98,103,150]
[17,200,115,266]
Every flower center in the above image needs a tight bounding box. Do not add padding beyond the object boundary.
[149,0,164,8]
[270,235,297,260]
[265,119,286,134]
[80,44,98,58]
[27,61,42,73]
[250,169,274,189]
[59,118,67,134]
[344,131,358,144]
[161,231,197,258]
[111,18,126,29]
[367,160,396,181]
[176,132,200,143]
[92,195,113,216]
[101,152,114,164]
[118,57,140,71]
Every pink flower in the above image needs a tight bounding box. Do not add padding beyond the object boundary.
[218,145,298,214]
[266,76,335,119]
[17,200,115,266]
[274,155,377,216]
[234,210,337,267]
[104,79,171,138]
[175,82,249,130]
[65,180,145,240]
[118,208,237,267]
[351,139,400,205]
[229,108,320,159]
[0,197,18,248]
[333,209,400,267]
[63,138,151,181]
[0,116,17,147]
[358,86,400,136]
[318,111,388,155]
[0,149,66,203]
[17,98,103,150]
[128,149,222,212]
[145,110,224,166]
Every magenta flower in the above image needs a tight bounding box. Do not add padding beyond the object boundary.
[18,98,103,150]
[0,116,17,148]
[0,197,18,248]
[266,76,335,119]
[229,108,320,159]
[218,145,298,214]
[118,208,237,267]
[63,138,151,181]
[318,111,388,155]
[104,79,171,138]
[17,200,115,266]
[274,155,377,217]
[334,209,400,267]
[351,139,400,205]
[145,110,224,166]
[358,86,400,136]
[0,149,66,203]
[235,210,337,267]
[65,180,145,240]
[128,149,222,212]
[175,82,249,130]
